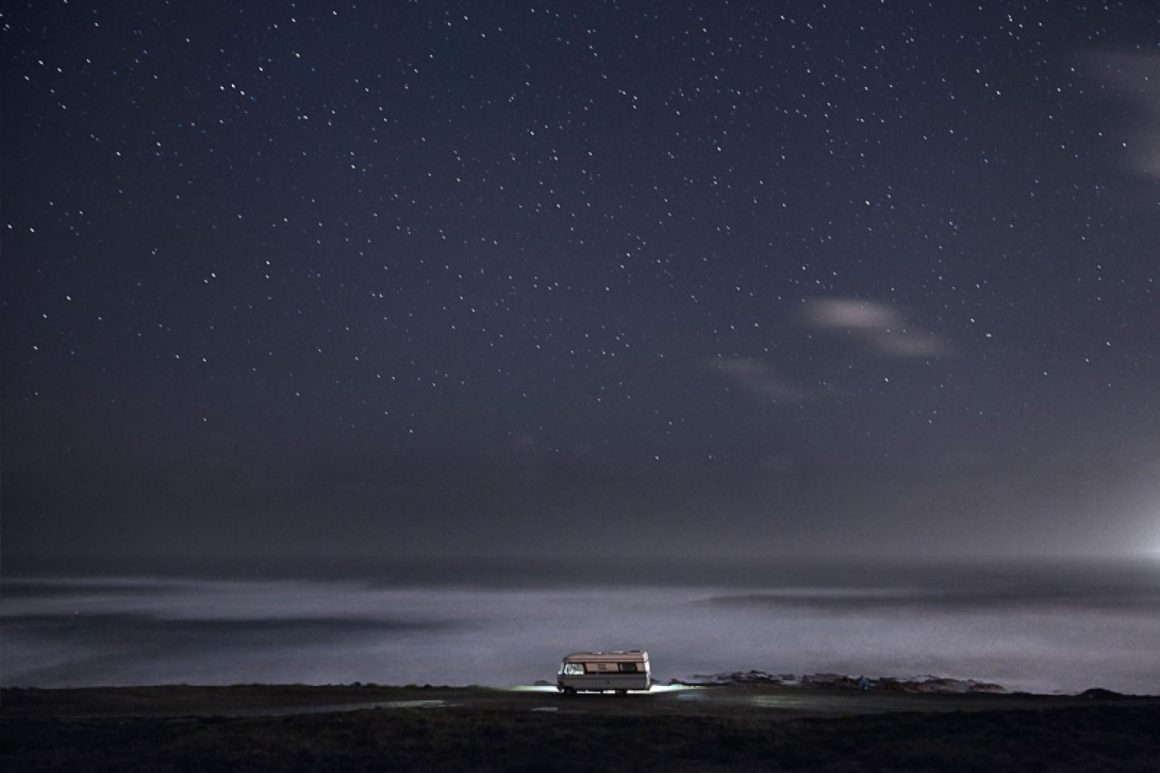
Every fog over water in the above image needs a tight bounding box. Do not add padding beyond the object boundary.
[3,558,1158,695]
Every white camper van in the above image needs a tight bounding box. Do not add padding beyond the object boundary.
[556,650,652,695]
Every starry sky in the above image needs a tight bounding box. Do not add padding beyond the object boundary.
[3,1,1159,564]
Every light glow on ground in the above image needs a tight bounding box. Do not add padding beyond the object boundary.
[509,684,703,695]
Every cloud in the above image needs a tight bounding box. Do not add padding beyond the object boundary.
[800,298,900,331]
[798,298,952,358]
[706,298,948,405]
[871,329,951,357]
[709,358,809,402]
[1087,52,1160,180]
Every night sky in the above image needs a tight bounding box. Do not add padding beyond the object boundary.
[3,1,1159,563]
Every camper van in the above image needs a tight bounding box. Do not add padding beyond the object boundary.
[556,650,652,695]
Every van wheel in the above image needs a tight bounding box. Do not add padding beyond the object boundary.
[615,689,627,696]
[564,687,576,696]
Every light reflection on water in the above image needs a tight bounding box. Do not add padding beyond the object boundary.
[3,559,1158,695]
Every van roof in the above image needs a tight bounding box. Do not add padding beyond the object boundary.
[562,650,648,663]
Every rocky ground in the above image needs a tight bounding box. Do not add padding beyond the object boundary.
[3,684,1159,771]
[670,670,1010,693]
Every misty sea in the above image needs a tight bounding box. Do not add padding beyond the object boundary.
[3,557,1158,695]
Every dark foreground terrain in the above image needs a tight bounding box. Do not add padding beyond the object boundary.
[3,684,1159,772]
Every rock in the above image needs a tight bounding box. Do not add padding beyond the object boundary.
[800,673,858,689]
[875,676,1006,694]
[670,670,1007,694]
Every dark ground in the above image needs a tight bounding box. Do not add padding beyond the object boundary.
[3,685,1159,771]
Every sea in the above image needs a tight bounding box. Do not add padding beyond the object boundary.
[3,556,1158,695]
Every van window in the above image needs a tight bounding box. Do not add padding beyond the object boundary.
[562,662,584,676]
[618,662,639,673]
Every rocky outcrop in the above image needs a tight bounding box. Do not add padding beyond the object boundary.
[874,676,1006,694]
[672,671,1007,694]
[673,670,789,686]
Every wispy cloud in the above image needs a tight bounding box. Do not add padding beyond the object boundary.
[709,358,809,402]
[800,298,898,331]
[798,298,952,358]
[708,299,949,405]
[1088,52,1160,180]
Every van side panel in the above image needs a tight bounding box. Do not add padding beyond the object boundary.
[557,672,650,691]
[557,650,652,692]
